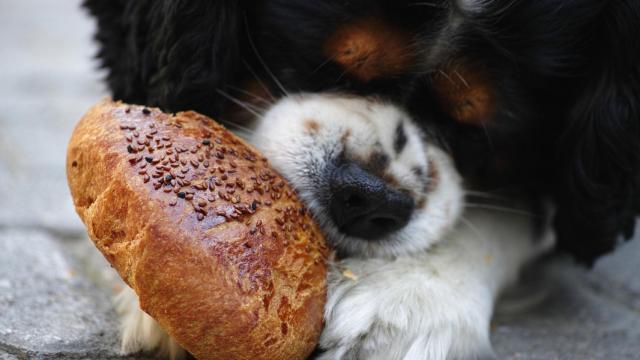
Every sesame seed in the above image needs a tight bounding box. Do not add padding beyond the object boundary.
[177,192,186,199]
[145,156,153,163]
[142,108,151,115]
[202,139,211,146]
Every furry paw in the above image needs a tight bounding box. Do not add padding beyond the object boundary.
[115,287,187,360]
[317,258,496,360]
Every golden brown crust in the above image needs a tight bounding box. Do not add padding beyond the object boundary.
[67,98,328,360]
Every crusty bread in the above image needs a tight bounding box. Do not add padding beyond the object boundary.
[66,98,328,360]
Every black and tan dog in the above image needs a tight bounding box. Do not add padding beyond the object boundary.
[84,1,640,358]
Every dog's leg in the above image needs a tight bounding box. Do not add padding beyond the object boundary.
[115,287,187,360]
[318,208,554,360]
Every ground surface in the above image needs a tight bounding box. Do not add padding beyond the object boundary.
[1,1,639,359]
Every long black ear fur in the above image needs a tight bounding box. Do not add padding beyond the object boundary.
[554,1,640,265]
[83,0,245,117]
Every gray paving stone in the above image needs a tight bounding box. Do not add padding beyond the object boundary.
[493,259,640,360]
[0,352,19,360]
[0,96,100,234]
[590,233,640,310]
[0,230,123,358]
[0,0,104,234]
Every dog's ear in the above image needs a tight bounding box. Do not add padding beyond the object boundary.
[554,2,640,265]
[146,0,247,117]
[84,0,246,117]
[83,0,145,104]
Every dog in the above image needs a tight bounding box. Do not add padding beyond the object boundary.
[84,0,640,358]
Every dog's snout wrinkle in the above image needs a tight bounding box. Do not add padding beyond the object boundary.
[329,162,414,240]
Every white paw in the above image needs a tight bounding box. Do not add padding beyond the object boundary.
[317,258,496,360]
[114,287,187,360]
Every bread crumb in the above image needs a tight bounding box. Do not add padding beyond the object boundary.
[342,268,358,281]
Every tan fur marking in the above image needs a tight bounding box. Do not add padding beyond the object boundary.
[416,197,427,209]
[432,62,496,126]
[426,159,439,193]
[340,129,352,146]
[304,119,321,134]
[324,17,415,82]
[226,80,275,123]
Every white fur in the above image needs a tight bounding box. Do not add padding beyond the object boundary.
[115,94,552,359]
[318,208,554,360]
[253,94,464,258]
[115,287,187,360]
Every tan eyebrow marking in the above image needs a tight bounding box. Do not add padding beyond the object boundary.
[432,61,496,126]
[324,17,415,82]
[304,119,321,134]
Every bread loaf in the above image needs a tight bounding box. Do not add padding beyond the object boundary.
[66,98,328,360]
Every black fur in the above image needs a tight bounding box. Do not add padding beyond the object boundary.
[83,0,640,265]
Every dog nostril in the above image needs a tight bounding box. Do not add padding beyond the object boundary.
[371,217,398,228]
[329,162,415,240]
[345,194,366,208]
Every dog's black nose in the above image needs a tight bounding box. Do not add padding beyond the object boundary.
[329,162,415,240]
